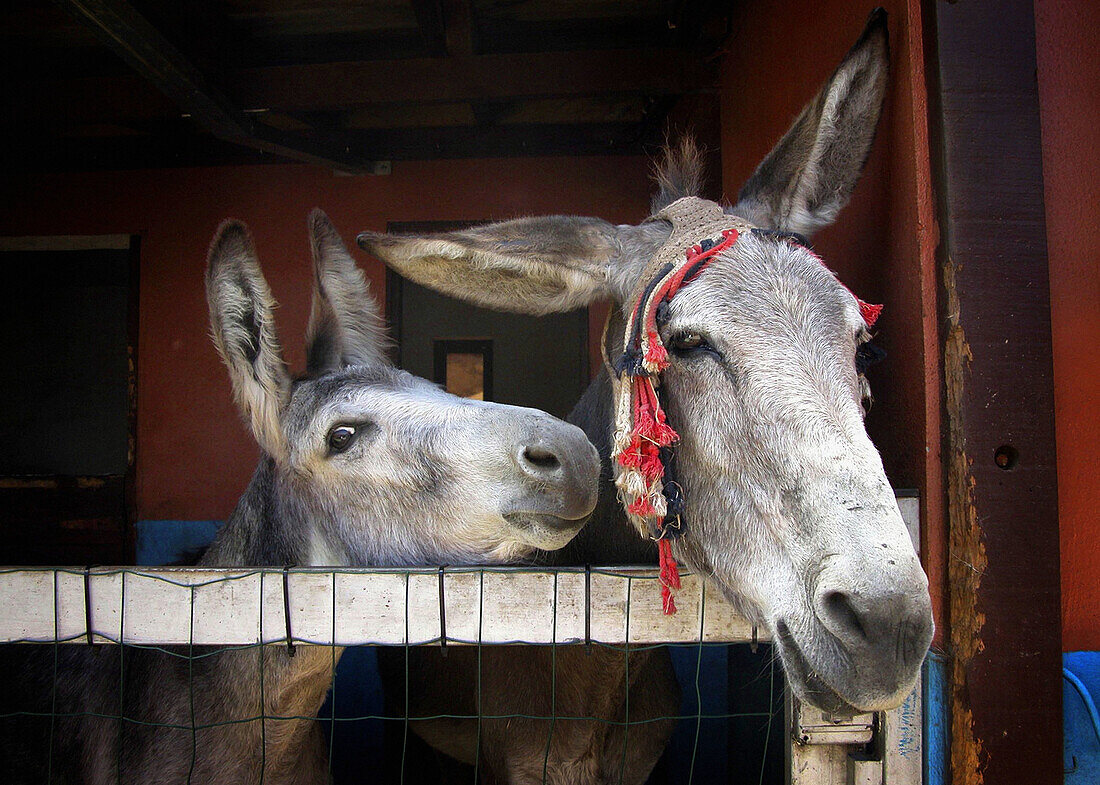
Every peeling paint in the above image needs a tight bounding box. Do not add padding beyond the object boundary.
[943,256,989,785]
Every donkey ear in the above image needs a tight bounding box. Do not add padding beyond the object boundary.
[205,220,291,460]
[357,216,650,315]
[731,8,890,237]
[306,209,391,374]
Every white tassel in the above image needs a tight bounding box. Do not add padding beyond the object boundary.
[649,490,668,519]
[615,469,648,499]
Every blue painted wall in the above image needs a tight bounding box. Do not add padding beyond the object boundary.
[1064,652,1100,784]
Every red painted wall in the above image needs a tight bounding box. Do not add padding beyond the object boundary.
[1035,0,1100,652]
[719,0,945,647]
[0,158,651,521]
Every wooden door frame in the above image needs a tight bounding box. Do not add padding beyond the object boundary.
[0,233,140,564]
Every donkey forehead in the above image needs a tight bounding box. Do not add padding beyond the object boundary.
[284,367,447,428]
[664,235,863,339]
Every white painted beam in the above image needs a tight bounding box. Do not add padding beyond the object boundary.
[0,566,761,647]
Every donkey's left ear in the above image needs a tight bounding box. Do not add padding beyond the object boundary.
[306,209,391,374]
[731,8,890,237]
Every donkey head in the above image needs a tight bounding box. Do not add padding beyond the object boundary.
[356,10,931,714]
[206,210,599,567]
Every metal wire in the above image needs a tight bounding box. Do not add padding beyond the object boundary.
[687,579,707,784]
[540,571,559,785]
[0,566,780,784]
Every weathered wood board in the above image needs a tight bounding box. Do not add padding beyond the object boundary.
[0,566,760,647]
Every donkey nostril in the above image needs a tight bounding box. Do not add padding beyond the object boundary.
[821,590,868,643]
[523,446,561,470]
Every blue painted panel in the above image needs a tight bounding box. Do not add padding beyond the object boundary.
[667,644,730,782]
[1064,651,1100,785]
[924,651,948,785]
[134,520,222,565]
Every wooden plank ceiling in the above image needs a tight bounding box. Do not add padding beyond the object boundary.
[1,0,729,172]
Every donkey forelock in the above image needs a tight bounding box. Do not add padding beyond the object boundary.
[650,136,707,213]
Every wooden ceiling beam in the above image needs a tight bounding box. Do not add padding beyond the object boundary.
[442,0,474,57]
[230,48,715,111]
[9,41,714,127]
[409,0,447,57]
[2,120,654,172]
[11,46,714,126]
[54,0,384,173]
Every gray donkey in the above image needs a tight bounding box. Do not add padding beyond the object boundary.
[1,210,598,784]
[359,9,934,784]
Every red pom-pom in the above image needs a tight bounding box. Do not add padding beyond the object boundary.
[859,299,883,327]
[627,496,656,517]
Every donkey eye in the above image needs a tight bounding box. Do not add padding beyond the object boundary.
[669,332,709,353]
[327,425,358,454]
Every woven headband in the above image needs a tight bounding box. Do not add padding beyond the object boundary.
[608,197,882,614]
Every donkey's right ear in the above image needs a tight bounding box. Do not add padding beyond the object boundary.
[357,216,649,315]
[306,209,391,374]
[205,220,291,460]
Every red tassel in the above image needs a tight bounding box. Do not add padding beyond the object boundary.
[617,434,644,469]
[644,330,670,370]
[649,410,678,446]
[638,446,664,483]
[635,381,678,446]
[661,584,676,615]
[628,496,656,517]
[657,538,681,615]
[634,382,655,425]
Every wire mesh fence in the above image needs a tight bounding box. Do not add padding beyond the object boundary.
[0,490,923,784]
[0,566,789,784]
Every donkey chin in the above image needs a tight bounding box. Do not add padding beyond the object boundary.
[774,615,928,717]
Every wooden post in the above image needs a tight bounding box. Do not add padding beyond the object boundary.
[927,1,1062,783]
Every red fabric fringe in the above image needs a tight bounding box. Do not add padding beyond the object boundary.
[633,381,678,447]
[658,538,681,615]
[644,330,670,370]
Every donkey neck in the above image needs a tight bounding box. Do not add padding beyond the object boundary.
[201,457,316,568]
[190,457,344,779]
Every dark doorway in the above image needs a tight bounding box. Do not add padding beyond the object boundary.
[386,221,588,420]
[0,236,139,564]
